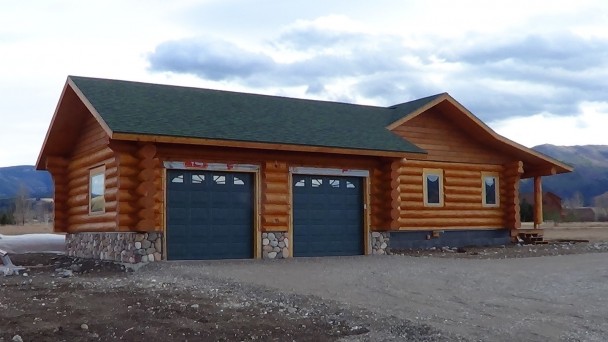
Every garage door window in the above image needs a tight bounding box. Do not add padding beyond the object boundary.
[192,174,205,183]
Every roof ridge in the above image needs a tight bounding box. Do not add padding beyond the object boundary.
[68,75,390,110]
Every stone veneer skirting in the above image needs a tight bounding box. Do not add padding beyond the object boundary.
[262,232,289,259]
[66,232,163,264]
[371,231,390,255]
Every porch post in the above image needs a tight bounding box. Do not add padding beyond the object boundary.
[533,176,543,229]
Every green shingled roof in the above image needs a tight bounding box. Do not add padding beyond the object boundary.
[69,76,438,155]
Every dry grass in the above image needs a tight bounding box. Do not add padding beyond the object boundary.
[523,221,608,242]
[0,223,53,235]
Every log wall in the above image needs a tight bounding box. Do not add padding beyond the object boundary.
[64,116,117,233]
[392,108,511,164]
[154,143,383,233]
[397,159,506,230]
[503,161,523,230]
[46,157,69,232]
[261,161,290,232]
[370,163,392,229]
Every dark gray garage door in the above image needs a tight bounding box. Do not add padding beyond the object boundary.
[293,175,364,257]
[166,170,254,260]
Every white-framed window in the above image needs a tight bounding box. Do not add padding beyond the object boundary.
[89,165,106,214]
[423,169,444,207]
[482,172,499,207]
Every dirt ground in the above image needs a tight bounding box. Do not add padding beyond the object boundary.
[0,254,451,342]
[2,224,608,341]
[542,223,608,242]
[0,224,53,235]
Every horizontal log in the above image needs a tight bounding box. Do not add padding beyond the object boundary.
[399,193,424,201]
[398,184,422,193]
[265,182,289,193]
[401,201,486,210]
[67,204,89,215]
[398,175,423,185]
[396,168,423,176]
[136,182,156,197]
[444,169,481,179]
[137,196,155,209]
[444,202,486,209]
[67,221,118,233]
[444,177,480,187]
[138,158,157,170]
[67,175,89,190]
[262,215,289,226]
[137,143,157,160]
[263,203,290,215]
[137,168,155,182]
[118,190,136,202]
[399,209,503,219]
[67,148,114,171]
[264,193,289,205]
[263,172,288,183]
[136,219,157,231]
[264,161,288,171]
[444,186,482,195]
[68,212,116,224]
[118,202,138,215]
[138,207,155,221]
[262,225,289,232]
[115,151,139,167]
[105,187,118,202]
[67,194,88,207]
[444,193,482,203]
[398,217,504,227]
[105,175,119,189]
[118,214,138,227]
[105,165,119,178]
[119,165,139,177]
[403,159,504,172]
[118,176,138,190]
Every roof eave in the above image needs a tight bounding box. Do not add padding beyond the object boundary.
[112,132,428,159]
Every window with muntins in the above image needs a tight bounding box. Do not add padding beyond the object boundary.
[89,166,105,214]
[423,169,443,207]
[482,173,499,207]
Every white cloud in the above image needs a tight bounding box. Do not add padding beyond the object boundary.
[490,102,608,147]
[2,1,608,166]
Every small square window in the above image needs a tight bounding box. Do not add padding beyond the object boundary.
[423,169,443,207]
[482,173,499,207]
[89,166,105,214]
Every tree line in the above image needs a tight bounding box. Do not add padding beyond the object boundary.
[0,184,53,226]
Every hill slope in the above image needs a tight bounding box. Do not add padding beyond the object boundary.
[0,165,53,200]
[524,145,608,205]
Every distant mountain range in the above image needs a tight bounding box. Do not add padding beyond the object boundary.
[524,144,608,206]
[0,144,606,208]
[0,165,53,200]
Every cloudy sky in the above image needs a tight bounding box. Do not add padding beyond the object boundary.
[1,0,607,167]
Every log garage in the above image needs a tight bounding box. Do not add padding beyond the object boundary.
[36,76,572,262]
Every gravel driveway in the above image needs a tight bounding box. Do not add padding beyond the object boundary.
[145,253,608,341]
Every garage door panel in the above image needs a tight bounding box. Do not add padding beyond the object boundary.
[293,174,363,257]
[167,170,254,260]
